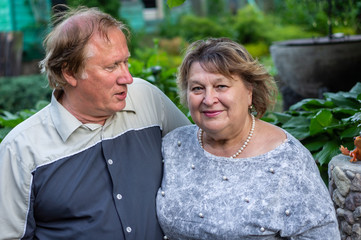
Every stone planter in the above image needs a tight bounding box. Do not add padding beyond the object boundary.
[270,35,361,110]
[329,154,361,239]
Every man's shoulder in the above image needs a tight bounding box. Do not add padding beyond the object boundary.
[1,105,51,145]
[130,78,156,89]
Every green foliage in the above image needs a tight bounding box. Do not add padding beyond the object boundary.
[159,4,320,58]
[275,0,328,34]
[275,0,361,35]
[129,40,188,115]
[177,15,233,42]
[266,24,320,43]
[264,83,361,181]
[244,42,269,58]
[67,0,120,19]
[206,0,226,18]
[0,75,52,113]
[166,0,186,9]
[233,5,320,45]
[233,5,270,44]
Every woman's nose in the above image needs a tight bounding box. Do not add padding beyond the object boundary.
[203,89,218,105]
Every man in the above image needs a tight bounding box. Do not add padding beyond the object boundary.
[0,6,189,239]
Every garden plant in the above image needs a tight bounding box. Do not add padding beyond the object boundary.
[264,82,361,182]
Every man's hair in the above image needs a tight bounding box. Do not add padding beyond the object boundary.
[40,6,129,89]
[177,37,278,117]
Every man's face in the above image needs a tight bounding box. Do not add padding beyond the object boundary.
[67,27,133,121]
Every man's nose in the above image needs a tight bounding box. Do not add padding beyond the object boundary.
[116,63,133,85]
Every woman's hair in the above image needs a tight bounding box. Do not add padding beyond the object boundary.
[177,38,278,117]
[39,6,129,89]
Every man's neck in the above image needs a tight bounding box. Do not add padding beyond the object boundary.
[56,89,108,125]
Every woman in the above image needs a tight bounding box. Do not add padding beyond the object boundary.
[156,38,340,239]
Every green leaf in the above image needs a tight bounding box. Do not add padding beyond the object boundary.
[0,117,24,128]
[324,92,360,109]
[340,125,361,139]
[287,127,310,140]
[350,112,361,122]
[0,127,12,142]
[350,82,361,94]
[315,140,340,165]
[167,0,186,9]
[332,107,359,116]
[283,116,310,129]
[271,112,292,124]
[289,98,333,111]
[303,135,330,152]
[309,110,333,135]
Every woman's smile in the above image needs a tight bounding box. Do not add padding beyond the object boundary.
[202,110,223,118]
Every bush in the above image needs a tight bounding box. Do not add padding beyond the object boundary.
[263,82,361,182]
[266,24,320,43]
[178,15,234,42]
[233,5,271,44]
[129,42,188,116]
[244,42,269,58]
[0,75,52,112]
[67,0,120,20]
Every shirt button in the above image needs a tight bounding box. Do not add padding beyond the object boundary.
[285,209,291,216]
[108,159,113,165]
[163,236,169,240]
[126,227,132,233]
[116,194,122,200]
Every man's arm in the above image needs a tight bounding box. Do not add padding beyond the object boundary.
[157,89,190,136]
[0,140,34,239]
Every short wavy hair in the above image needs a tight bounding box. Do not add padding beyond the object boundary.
[177,38,278,118]
[39,6,129,89]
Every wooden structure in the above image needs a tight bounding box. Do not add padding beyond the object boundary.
[0,32,23,76]
[0,0,51,76]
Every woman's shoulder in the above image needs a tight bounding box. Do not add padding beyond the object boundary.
[163,125,197,141]
[249,120,287,155]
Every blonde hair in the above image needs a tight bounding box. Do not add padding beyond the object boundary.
[177,38,277,117]
[40,6,129,89]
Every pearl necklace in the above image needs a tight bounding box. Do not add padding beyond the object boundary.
[198,114,255,159]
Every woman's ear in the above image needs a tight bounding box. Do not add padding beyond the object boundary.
[247,85,253,106]
[62,68,78,87]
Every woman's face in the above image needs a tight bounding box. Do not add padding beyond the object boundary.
[187,62,252,137]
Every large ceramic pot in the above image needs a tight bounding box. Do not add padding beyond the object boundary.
[270,35,361,109]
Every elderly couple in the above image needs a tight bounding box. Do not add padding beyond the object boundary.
[0,6,339,240]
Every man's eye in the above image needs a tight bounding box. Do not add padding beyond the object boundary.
[105,65,116,71]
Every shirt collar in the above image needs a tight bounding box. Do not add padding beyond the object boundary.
[122,87,136,113]
[50,89,136,142]
[50,90,83,142]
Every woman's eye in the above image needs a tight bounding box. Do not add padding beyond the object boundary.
[192,86,202,91]
[217,85,227,89]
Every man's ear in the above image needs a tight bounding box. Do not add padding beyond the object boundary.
[62,68,78,87]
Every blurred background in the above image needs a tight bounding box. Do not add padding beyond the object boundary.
[1,1,361,175]
[1,0,360,112]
